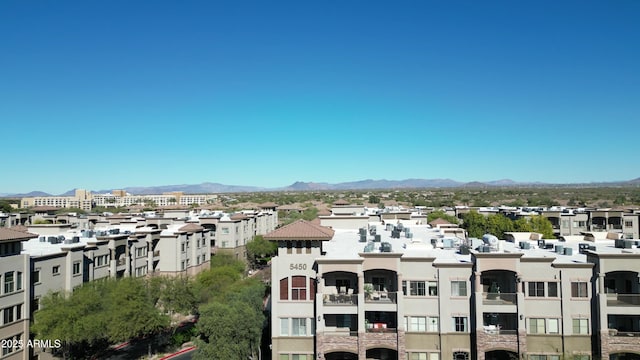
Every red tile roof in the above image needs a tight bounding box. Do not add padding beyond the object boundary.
[0,228,38,242]
[178,223,204,233]
[264,220,334,241]
[333,199,350,206]
[428,218,452,226]
[259,202,278,208]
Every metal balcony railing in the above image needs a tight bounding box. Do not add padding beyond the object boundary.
[323,294,358,305]
[365,291,397,303]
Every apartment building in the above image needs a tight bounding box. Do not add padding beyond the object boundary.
[21,190,92,212]
[0,228,33,360]
[266,217,640,360]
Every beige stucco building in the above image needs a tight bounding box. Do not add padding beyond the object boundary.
[266,216,640,360]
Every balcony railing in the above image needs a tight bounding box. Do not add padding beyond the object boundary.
[366,327,397,333]
[324,329,358,336]
[323,294,358,305]
[607,294,640,306]
[365,291,397,303]
[482,292,517,305]
[483,326,517,335]
[609,329,640,337]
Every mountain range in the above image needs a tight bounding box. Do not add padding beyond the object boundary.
[2,178,640,197]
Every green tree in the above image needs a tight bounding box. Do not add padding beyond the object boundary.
[246,235,277,267]
[461,210,487,238]
[368,195,380,204]
[529,215,556,239]
[513,218,533,232]
[426,210,459,224]
[485,214,514,239]
[157,276,198,315]
[194,266,242,303]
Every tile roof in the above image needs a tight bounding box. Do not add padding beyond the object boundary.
[428,218,452,226]
[259,202,278,208]
[264,220,334,241]
[0,227,38,242]
[32,206,60,212]
[230,213,249,220]
[333,199,350,206]
[178,223,204,233]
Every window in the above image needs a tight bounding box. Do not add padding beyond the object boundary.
[136,266,147,277]
[529,318,545,334]
[528,282,545,297]
[280,278,288,300]
[280,318,289,336]
[453,317,468,332]
[451,281,467,297]
[73,262,81,275]
[16,272,22,291]
[32,269,40,284]
[52,265,60,275]
[136,247,147,257]
[573,319,588,334]
[181,243,186,253]
[571,282,588,298]
[4,272,14,293]
[291,276,307,300]
[548,282,558,297]
[625,221,633,228]
[454,352,470,360]
[410,353,427,360]
[406,316,426,332]
[409,281,426,296]
[292,355,308,360]
[428,281,438,296]
[548,319,559,334]
[292,318,307,336]
[427,317,439,332]
[280,355,289,360]
[3,307,14,324]
[372,277,386,291]
[221,227,229,234]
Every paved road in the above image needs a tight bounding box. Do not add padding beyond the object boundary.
[166,348,194,360]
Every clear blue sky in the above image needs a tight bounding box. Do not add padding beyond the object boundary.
[1,0,639,194]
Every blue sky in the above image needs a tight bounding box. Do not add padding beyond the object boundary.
[1,1,639,194]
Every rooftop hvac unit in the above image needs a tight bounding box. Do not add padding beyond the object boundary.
[520,242,531,250]
[555,245,564,254]
[589,245,596,251]
[537,240,546,248]
[563,248,573,256]
[58,235,65,242]
[359,228,367,236]
[39,236,46,243]
[544,244,554,249]
[380,242,392,252]
[443,238,454,249]
[397,223,404,231]
[406,232,413,239]
[64,238,73,244]
[374,234,381,242]
[47,236,58,244]
[404,227,410,233]
[386,224,394,231]
[364,242,375,253]
[369,228,377,235]
[72,236,80,243]
[478,245,491,253]
[359,234,367,243]
[578,243,590,254]
[615,239,625,248]
[624,240,633,249]
[482,234,499,246]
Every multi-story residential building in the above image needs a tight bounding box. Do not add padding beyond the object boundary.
[0,228,33,360]
[266,216,640,360]
[21,189,92,212]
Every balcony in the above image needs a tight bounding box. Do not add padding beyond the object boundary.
[324,294,358,306]
[324,329,358,336]
[609,329,640,337]
[153,250,160,258]
[116,258,126,266]
[366,325,397,333]
[482,292,517,305]
[483,325,517,335]
[607,294,640,306]
[365,291,397,303]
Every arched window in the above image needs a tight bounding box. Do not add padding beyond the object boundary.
[292,276,307,300]
[453,352,469,360]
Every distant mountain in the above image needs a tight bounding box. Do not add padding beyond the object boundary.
[4,177,640,197]
[0,191,52,198]
[90,182,267,195]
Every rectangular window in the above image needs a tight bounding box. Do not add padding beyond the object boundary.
[428,281,438,296]
[280,278,289,300]
[73,262,81,275]
[625,221,633,228]
[408,316,426,332]
[427,317,439,332]
[409,281,426,296]
[410,353,428,360]
[571,282,588,298]
[528,282,545,297]
[280,355,289,360]
[292,355,308,360]
[573,319,588,334]
[280,318,289,336]
[453,317,468,332]
[548,282,558,297]
[32,269,40,284]
[451,281,467,297]
[372,277,386,291]
[291,276,307,301]
[4,272,14,293]
[548,319,559,334]
[529,318,545,334]
[530,356,547,360]
[292,318,307,336]
[53,266,60,275]
[3,307,14,324]
[16,272,22,291]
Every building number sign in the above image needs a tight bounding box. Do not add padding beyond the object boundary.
[289,263,307,270]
